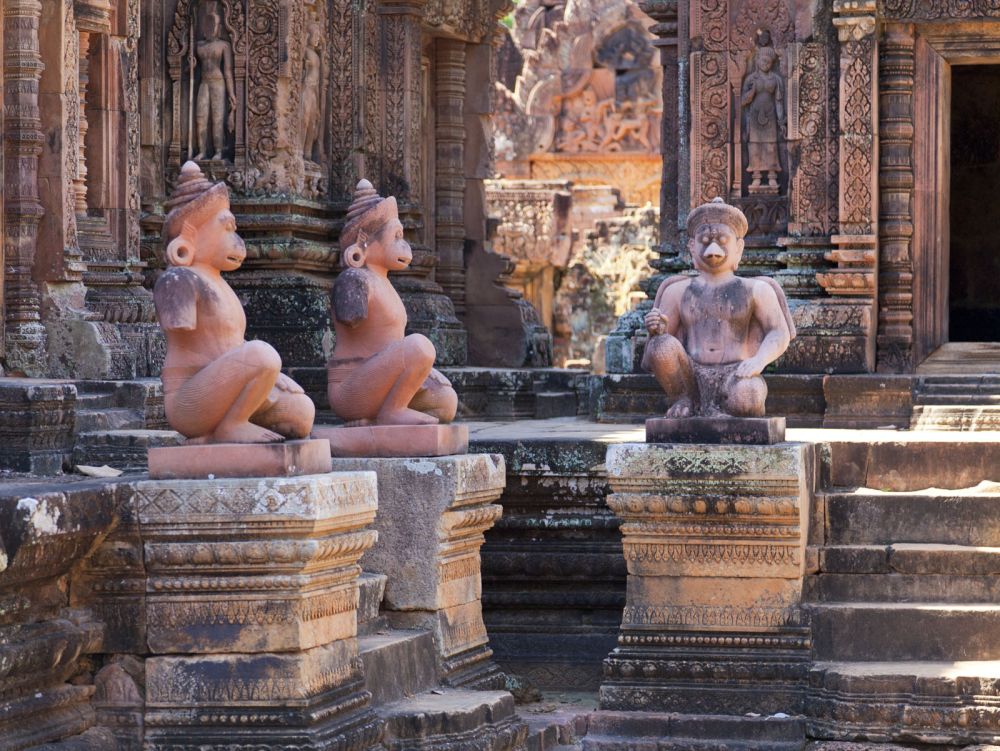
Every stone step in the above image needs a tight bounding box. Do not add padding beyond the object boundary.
[379,688,527,751]
[535,391,579,419]
[359,629,438,706]
[806,660,1000,746]
[520,704,591,751]
[357,572,387,634]
[807,572,1000,603]
[74,407,144,434]
[915,389,1000,401]
[581,712,806,751]
[821,440,1000,492]
[72,429,182,471]
[823,493,1000,546]
[818,543,1000,575]
[809,603,1000,661]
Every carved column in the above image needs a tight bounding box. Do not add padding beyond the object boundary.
[827,0,879,370]
[641,0,680,271]
[75,32,91,216]
[434,38,467,315]
[877,23,916,373]
[3,0,47,374]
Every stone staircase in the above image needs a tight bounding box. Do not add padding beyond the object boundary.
[805,442,1000,746]
[71,380,180,471]
[355,571,585,751]
[911,375,1000,430]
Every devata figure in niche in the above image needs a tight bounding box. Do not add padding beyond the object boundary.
[327,180,458,426]
[741,29,785,195]
[193,11,236,161]
[642,198,795,418]
[301,21,326,164]
[154,162,315,442]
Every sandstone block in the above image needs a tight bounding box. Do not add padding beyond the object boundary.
[330,453,505,689]
[645,416,785,444]
[314,423,469,458]
[147,437,332,479]
[131,472,377,653]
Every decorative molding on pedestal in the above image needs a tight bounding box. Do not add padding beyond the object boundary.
[126,472,383,749]
[600,442,812,715]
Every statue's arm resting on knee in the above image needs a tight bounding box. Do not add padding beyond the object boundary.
[153,267,200,332]
[333,268,370,327]
[736,279,794,377]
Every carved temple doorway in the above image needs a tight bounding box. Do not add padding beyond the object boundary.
[903,25,1000,371]
[949,65,1000,343]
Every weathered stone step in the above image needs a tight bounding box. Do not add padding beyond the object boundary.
[74,407,144,433]
[807,573,1000,603]
[818,543,1000,575]
[824,493,1000,546]
[580,711,806,750]
[807,660,1000,746]
[357,572,387,634]
[359,629,438,706]
[522,708,588,751]
[535,391,579,419]
[821,441,1000,491]
[72,429,181,471]
[809,603,1000,661]
[379,688,528,751]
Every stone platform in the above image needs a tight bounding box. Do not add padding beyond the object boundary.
[147,437,332,479]
[313,423,469,457]
[645,416,785,444]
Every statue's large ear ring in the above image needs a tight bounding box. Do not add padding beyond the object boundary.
[343,232,367,269]
[166,236,195,267]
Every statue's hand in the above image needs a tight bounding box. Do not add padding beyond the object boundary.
[735,357,764,378]
[644,308,669,336]
[275,372,305,394]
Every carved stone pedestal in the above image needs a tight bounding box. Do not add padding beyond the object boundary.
[131,472,382,750]
[330,454,507,691]
[600,442,812,715]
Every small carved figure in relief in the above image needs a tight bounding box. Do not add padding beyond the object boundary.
[642,198,795,418]
[557,87,613,153]
[301,21,326,164]
[154,162,315,442]
[327,180,458,426]
[193,12,236,162]
[740,30,785,194]
[601,100,654,152]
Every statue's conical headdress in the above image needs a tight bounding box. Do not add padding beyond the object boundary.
[340,179,399,251]
[163,161,230,245]
[687,197,749,238]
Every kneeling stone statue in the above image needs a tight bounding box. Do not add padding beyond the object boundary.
[643,197,795,418]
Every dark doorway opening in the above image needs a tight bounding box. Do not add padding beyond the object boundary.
[950,65,1000,341]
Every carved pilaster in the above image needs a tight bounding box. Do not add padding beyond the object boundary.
[877,23,916,373]
[369,0,468,365]
[3,0,47,374]
[434,38,467,315]
[75,32,90,216]
[641,0,681,270]
[827,1,878,300]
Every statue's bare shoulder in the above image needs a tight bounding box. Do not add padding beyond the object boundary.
[333,267,372,327]
[153,266,204,332]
